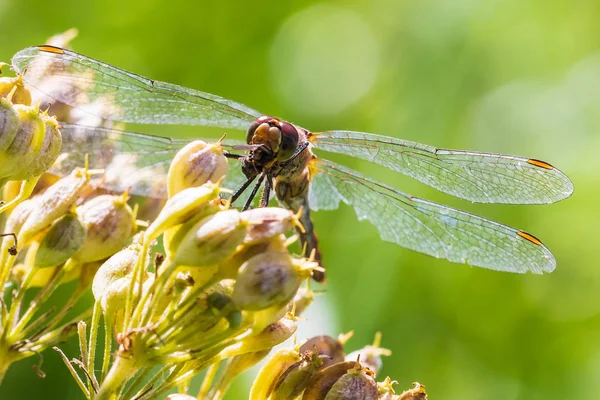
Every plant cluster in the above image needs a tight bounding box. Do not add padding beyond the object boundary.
[0,30,427,400]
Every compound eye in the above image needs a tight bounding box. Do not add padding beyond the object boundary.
[278,122,299,161]
[246,116,271,144]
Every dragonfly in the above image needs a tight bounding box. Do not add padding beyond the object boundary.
[10,45,574,282]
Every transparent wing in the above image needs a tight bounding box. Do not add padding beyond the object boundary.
[308,159,555,273]
[310,130,574,204]
[56,124,249,199]
[11,46,261,129]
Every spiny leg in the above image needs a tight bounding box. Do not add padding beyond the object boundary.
[242,173,265,211]
[230,174,257,205]
[259,176,273,208]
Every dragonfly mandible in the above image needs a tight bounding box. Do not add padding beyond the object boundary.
[10,45,574,281]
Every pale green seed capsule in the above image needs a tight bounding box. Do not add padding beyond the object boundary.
[0,97,20,152]
[167,140,228,197]
[35,212,86,268]
[232,252,312,311]
[4,198,36,236]
[145,183,221,243]
[74,194,135,263]
[18,168,90,247]
[92,245,141,302]
[21,114,61,179]
[241,207,299,245]
[0,104,45,181]
[173,209,247,267]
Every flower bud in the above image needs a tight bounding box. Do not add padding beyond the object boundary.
[272,351,323,400]
[232,252,314,311]
[323,362,378,400]
[300,336,345,369]
[18,168,90,246]
[241,207,300,245]
[167,140,228,197]
[35,212,86,268]
[145,183,221,243]
[0,72,32,105]
[74,194,135,263]
[173,209,247,267]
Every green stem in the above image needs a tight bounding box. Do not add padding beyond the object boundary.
[87,301,102,393]
[94,353,140,400]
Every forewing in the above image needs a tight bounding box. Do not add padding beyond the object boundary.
[11,46,261,129]
[311,130,574,204]
[309,159,556,273]
[57,124,248,198]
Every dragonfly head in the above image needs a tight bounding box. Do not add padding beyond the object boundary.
[247,116,299,162]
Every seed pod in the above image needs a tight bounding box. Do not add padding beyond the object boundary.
[232,252,313,311]
[0,73,32,105]
[0,104,45,181]
[345,332,391,375]
[167,140,228,197]
[241,207,299,245]
[145,183,222,243]
[21,114,61,179]
[249,347,302,400]
[272,351,323,400]
[300,336,345,369]
[221,313,298,358]
[35,212,86,268]
[18,168,90,247]
[173,209,247,267]
[302,361,357,400]
[92,245,141,302]
[74,194,135,263]
[0,97,20,152]
[217,236,287,280]
[323,362,378,400]
[4,198,37,236]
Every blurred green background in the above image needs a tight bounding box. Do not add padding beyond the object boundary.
[1,0,599,398]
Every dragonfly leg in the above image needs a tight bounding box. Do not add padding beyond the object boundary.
[259,176,273,207]
[230,174,258,205]
[242,173,265,211]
